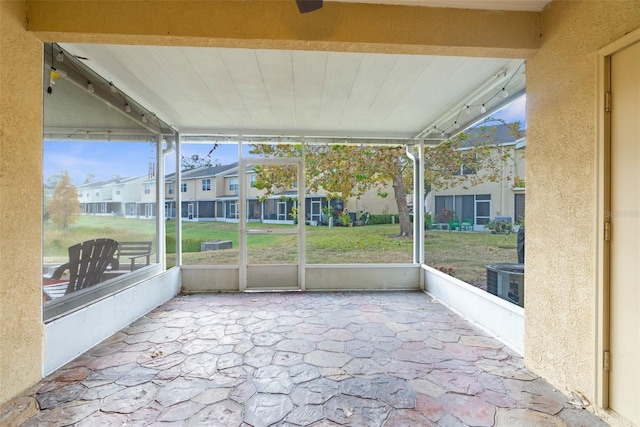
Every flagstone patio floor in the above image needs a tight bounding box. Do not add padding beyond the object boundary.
[2,291,608,426]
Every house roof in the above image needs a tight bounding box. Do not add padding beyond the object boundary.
[165,162,239,182]
[77,177,130,189]
[460,123,526,148]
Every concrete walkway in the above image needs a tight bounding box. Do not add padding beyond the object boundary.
[2,291,607,426]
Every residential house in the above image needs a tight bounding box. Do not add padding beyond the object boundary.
[427,125,526,230]
[164,163,238,221]
[163,161,400,224]
[77,175,153,218]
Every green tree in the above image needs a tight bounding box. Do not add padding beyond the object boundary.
[424,120,523,191]
[47,172,81,231]
[181,143,222,170]
[249,144,414,233]
[250,119,522,236]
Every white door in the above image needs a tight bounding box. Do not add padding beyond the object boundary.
[609,39,639,426]
[311,200,321,223]
[240,156,304,291]
[277,201,288,221]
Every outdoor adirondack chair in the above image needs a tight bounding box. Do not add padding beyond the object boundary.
[43,238,119,300]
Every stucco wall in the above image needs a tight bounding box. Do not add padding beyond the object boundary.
[525,0,639,405]
[0,0,44,402]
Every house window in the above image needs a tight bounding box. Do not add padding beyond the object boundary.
[168,184,174,195]
[144,184,151,194]
[202,178,211,191]
[229,177,238,192]
[461,163,477,175]
[452,154,477,176]
[434,194,491,226]
[453,163,477,176]
[181,182,187,193]
[514,193,525,223]
[95,191,100,196]
[475,194,491,226]
[115,189,121,195]
[250,174,256,188]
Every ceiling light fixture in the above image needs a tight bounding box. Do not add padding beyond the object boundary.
[87,81,95,93]
[141,114,148,124]
[109,82,117,93]
[125,103,131,113]
[56,50,64,62]
[420,60,524,139]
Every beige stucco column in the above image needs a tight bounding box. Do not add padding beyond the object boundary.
[0,0,44,402]
[525,0,639,408]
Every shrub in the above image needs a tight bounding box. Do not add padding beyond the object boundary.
[166,235,206,253]
[367,214,399,225]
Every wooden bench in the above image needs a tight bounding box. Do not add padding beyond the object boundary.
[113,241,153,271]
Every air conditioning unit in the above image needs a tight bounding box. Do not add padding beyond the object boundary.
[486,263,524,307]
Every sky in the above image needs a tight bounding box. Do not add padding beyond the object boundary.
[44,95,526,186]
[492,95,526,127]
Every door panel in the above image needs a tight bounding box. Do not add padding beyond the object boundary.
[609,40,640,426]
[240,157,304,291]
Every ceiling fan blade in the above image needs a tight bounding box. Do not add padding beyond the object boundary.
[296,0,323,13]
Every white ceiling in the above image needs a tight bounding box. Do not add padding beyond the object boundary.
[55,0,541,143]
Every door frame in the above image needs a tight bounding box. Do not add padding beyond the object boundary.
[311,200,322,223]
[595,26,640,410]
[238,149,305,291]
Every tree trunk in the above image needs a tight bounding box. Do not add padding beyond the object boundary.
[392,173,412,236]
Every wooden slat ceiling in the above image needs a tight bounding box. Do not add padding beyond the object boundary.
[55,0,546,143]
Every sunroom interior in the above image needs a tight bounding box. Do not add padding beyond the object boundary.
[42,38,527,374]
[7,1,635,425]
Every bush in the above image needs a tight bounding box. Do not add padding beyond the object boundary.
[367,214,399,225]
[166,235,206,253]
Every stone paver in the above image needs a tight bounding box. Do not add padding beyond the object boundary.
[0,291,609,426]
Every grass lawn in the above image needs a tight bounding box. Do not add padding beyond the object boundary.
[44,216,518,285]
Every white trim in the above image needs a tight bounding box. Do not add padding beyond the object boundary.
[44,268,180,375]
[180,264,420,292]
[423,265,524,354]
[594,26,640,412]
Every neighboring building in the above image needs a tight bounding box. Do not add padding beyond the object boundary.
[427,125,526,231]
[73,136,526,229]
[77,175,154,218]
[71,161,401,225]
[163,162,399,223]
[164,162,239,221]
